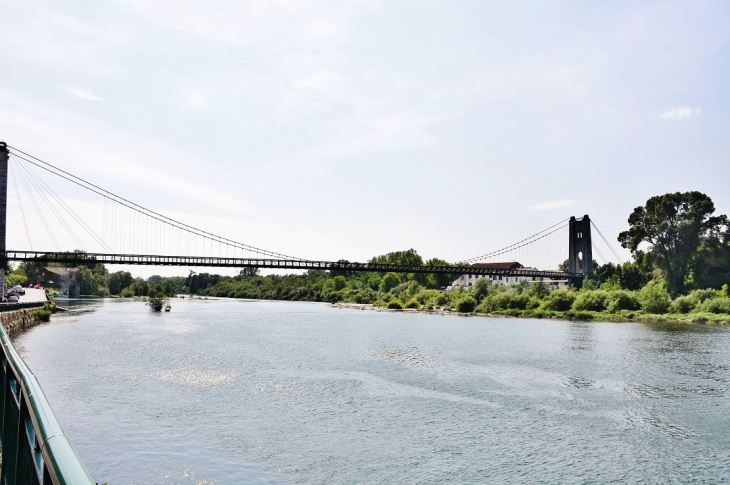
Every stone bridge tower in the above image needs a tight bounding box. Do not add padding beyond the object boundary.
[568,215,593,276]
[0,142,7,296]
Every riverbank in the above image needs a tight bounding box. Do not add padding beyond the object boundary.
[330,302,730,325]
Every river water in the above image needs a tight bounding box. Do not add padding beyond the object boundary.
[14,298,730,484]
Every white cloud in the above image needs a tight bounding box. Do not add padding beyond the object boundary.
[65,86,104,101]
[527,199,575,211]
[658,106,701,120]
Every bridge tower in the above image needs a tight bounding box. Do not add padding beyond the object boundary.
[568,215,593,276]
[0,142,7,297]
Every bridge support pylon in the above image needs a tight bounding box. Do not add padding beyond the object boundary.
[568,215,593,278]
[0,142,7,298]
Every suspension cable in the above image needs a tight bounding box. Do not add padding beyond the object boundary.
[458,218,569,263]
[7,146,306,260]
[459,221,569,264]
[9,160,33,250]
[13,155,86,250]
[10,158,60,251]
[15,155,113,252]
[590,220,624,264]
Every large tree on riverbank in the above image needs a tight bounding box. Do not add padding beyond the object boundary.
[618,191,728,295]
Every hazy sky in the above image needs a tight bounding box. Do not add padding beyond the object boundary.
[1,0,729,277]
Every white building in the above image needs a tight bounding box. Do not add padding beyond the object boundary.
[449,262,569,291]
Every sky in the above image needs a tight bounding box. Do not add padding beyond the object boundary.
[1,0,729,278]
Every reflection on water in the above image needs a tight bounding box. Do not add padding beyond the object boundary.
[15,299,730,484]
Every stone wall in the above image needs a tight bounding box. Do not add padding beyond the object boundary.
[0,307,42,337]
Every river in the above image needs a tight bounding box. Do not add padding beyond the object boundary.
[14,298,730,484]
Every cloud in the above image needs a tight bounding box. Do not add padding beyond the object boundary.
[527,199,575,211]
[658,106,701,120]
[65,86,104,101]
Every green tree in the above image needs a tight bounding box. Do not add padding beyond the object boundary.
[618,192,727,295]
[379,272,400,293]
[369,249,424,267]
[108,271,134,295]
[79,267,108,296]
[424,258,459,288]
[332,276,347,291]
[690,221,730,290]
[6,268,28,288]
[238,267,261,278]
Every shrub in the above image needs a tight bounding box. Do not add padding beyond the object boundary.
[508,293,530,310]
[407,281,421,297]
[456,297,477,313]
[695,297,730,314]
[147,296,167,312]
[605,291,640,313]
[527,296,542,310]
[639,280,671,314]
[34,309,51,323]
[120,287,135,298]
[478,293,510,312]
[436,293,449,306]
[372,300,387,307]
[529,282,550,299]
[540,290,575,312]
[414,290,432,305]
[387,299,403,310]
[472,278,492,302]
[572,290,609,312]
[670,295,697,314]
[404,299,420,309]
[687,289,716,304]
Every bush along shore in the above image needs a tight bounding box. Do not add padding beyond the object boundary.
[328,279,730,325]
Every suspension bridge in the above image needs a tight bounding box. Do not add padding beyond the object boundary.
[0,142,624,294]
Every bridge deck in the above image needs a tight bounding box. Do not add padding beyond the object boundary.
[5,250,583,280]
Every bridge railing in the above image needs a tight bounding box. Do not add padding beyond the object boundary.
[0,323,94,485]
[5,250,585,280]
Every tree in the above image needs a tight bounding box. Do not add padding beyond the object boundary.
[690,219,730,290]
[108,271,134,295]
[379,272,400,293]
[618,192,727,295]
[79,267,108,296]
[424,258,459,288]
[238,267,261,278]
[369,249,424,267]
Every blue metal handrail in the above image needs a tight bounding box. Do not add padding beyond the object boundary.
[0,323,94,484]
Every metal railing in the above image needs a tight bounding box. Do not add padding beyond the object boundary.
[0,322,94,484]
[5,250,585,280]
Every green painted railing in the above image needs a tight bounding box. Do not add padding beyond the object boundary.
[0,323,94,484]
